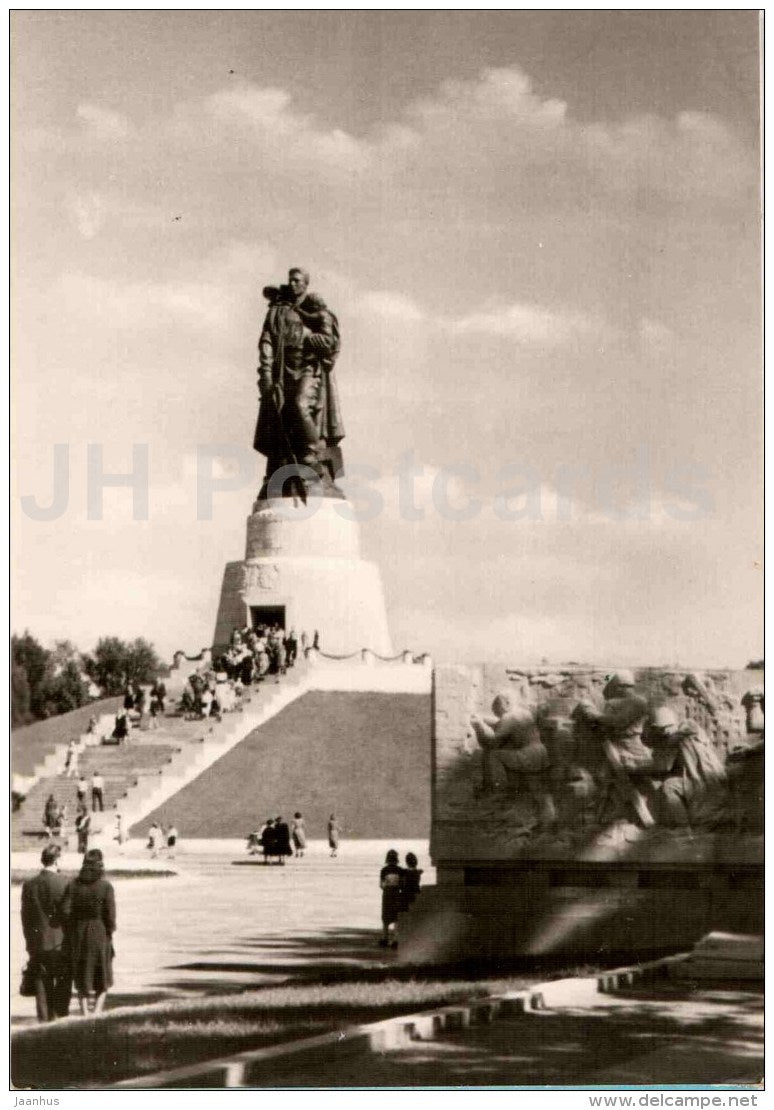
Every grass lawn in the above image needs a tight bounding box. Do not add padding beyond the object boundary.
[13,698,123,775]
[135,691,432,838]
[11,870,177,885]
[11,974,531,1089]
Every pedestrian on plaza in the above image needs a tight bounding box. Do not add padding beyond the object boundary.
[61,848,115,1015]
[401,852,423,911]
[113,814,126,851]
[274,816,292,864]
[327,814,341,858]
[21,844,71,1022]
[147,821,163,859]
[21,843,71,1022]
[91,770,104,812]
[379,849,404,949]
[291,812,307,858]
[166,822,178,858]
[76,776,88,806]
[260,818,276,863]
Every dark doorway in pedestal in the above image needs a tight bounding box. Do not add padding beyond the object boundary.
[250,605,286,630]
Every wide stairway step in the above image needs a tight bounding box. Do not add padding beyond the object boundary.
[12,740,187,849]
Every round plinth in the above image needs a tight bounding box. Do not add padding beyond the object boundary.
[213,497,392,655]
[245,497,361,561]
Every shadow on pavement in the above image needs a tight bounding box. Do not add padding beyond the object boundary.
[268,990,764,1088]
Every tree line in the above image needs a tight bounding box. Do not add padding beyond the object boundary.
[11,632,165,729]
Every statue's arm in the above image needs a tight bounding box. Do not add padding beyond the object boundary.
[470,714,497,746]
[304,310,337,355]
[257,312,275,393]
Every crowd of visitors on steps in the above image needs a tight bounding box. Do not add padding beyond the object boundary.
[178,626,319,721]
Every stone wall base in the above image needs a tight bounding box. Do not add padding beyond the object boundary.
[397,865,763,965]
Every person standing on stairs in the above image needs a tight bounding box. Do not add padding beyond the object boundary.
[64,739,79,778]
[91,770,104,812]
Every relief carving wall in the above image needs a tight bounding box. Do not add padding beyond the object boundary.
[433,664,763,863]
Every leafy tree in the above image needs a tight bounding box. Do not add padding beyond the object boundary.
[83,636,164,695]
[125,638,165,686]
[44,660,89,717]
[12,631,52,719]
[82,637,127,695]
[12,632,91,724]
[11,662,33,728]
[50,639,81,671]
[745,659,764,670]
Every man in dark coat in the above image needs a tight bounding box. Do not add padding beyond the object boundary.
[20,844,71,1021]
[253,267,345,496]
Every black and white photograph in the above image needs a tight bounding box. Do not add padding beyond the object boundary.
[10,9,763,1096]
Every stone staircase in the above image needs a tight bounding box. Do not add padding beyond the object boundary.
[11,734,183,850]
[12,656,433,852]
[12,668,317,850]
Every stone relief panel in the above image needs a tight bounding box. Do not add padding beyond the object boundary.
[240,562,281,593]
[433,664,763,863]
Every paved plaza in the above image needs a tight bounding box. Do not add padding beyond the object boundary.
[11,838,432,1025]
[11,840,762,1089]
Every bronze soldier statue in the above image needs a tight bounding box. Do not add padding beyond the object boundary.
[253,267,345,500]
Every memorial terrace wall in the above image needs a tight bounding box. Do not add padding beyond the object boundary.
[400,663,763,963]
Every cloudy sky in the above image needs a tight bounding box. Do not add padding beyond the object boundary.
[12,11,762,666]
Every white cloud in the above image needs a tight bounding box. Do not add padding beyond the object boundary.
[395,66,755,204]
[203,83,370,173]
[76,103,133,140]
[356,291,425,323]
[57,272,231,333]
[410,67,567,130]
[54,240,276,338]
[24,67,755,213]
[453,302,607,348]
[67,192,104,239]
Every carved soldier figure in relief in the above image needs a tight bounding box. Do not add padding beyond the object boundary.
[585,671,656,828]
[647,707,728,829]
[471,693,557,829]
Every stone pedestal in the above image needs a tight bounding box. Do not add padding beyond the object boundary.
[212,497,393,656]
